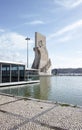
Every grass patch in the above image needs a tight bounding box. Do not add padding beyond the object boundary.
[73,105,77,108]
[59,103,70,107]
[59,103,78,108]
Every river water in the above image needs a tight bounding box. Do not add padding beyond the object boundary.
[0,76,82,106]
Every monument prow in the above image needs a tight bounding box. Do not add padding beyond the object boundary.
[32,32,51,75]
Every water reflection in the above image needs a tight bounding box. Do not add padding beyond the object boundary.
[39,76,51,100]
[0,76,82,106]
[22,76,51,100]
[0,77,51,100]
[0,84,40,98]
[24,84,40,99]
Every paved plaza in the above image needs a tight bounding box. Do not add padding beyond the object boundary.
[0,94,82,130]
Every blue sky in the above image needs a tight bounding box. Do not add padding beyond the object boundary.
[0,0,82,68]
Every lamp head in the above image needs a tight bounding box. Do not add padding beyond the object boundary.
[25,37,30,40]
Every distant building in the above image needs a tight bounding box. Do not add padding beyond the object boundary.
[32,32,51,75]
[0,61,25,83]
[52,68,82,76]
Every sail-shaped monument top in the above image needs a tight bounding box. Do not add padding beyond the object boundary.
[32,32,51,75]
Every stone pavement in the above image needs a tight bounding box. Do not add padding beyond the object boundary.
[0,94,82,130]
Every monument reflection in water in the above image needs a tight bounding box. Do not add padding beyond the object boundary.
[39,76,51,100]
[24,76,51,100]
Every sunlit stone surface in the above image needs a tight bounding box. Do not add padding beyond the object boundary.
[32,32,51,75]
[0,94,82,130]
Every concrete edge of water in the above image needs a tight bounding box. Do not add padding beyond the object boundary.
[0,92,82,109]
[0,80,40,87]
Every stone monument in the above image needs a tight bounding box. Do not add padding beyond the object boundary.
[32,32,51,75]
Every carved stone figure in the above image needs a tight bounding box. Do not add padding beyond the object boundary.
[32,32,51,75]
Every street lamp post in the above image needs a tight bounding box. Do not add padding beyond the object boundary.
[25,37,30,68]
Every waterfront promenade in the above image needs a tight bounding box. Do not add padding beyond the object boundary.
[0,80,40,87]
[0,93,82,130]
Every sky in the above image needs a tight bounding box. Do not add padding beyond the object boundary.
[0,0,82,69]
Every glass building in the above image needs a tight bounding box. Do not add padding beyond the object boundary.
[25,68,39,81]
[0,61,25,83]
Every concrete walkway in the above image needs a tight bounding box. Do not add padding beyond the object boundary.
[0,94,82,130]
[0,80,40,87]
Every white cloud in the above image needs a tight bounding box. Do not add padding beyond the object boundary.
[48,19,82,40]
[25,20,45,25]
[76,50,82,55]
[0,28,5,32]
[54,0,82,8]
[0,32,33,49]
[51,54,82,68]
[0,31,34,65]
[20,14,38,19]
[12,20,45,29]
[56,36,71,43]
[72,0,82,7]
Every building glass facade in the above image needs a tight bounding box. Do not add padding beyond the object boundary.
[2,64,10,83]
[25,69,39,81]
[0,64,2,83]
[11,65,18,82]
[0,62,25,83]
[19,66,25,81]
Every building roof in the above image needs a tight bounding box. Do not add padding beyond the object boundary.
[0,60,25,66]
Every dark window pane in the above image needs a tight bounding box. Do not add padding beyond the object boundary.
[11,65,18,82]
[19,66,25,81]
[2,64,10,83]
